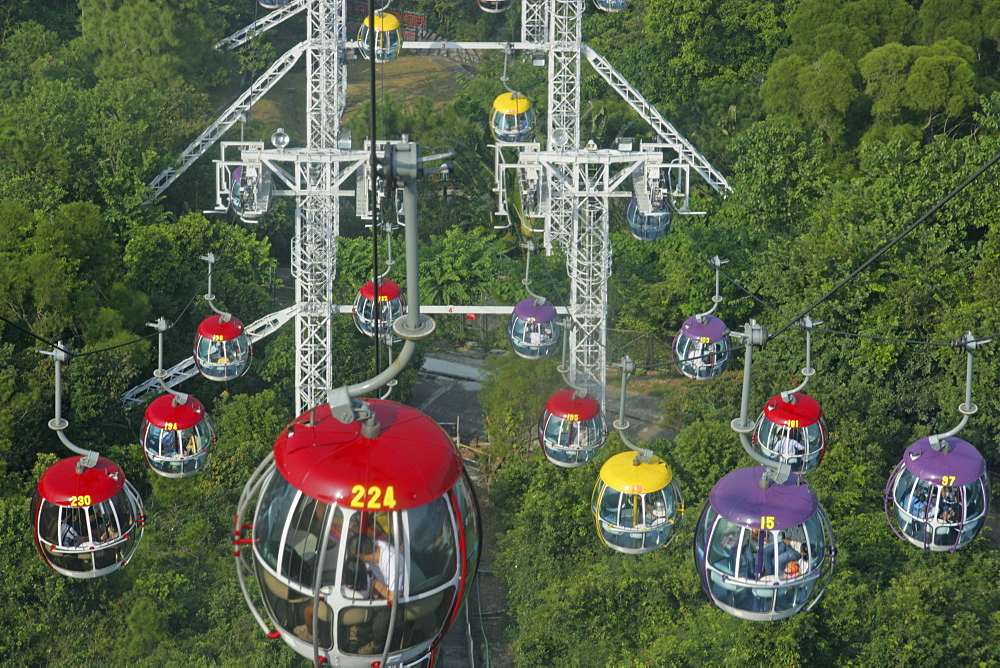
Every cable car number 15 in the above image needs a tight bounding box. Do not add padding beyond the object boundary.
[350,485,397,510]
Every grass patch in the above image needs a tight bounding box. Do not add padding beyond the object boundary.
[210,51,472,145]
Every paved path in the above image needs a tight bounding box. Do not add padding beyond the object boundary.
[413,351,674,446]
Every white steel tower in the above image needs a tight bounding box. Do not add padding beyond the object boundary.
[142,0,730,414]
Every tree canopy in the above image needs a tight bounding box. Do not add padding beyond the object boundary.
[0,0,998,665]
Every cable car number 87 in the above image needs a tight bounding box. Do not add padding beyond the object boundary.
[350,485,398,510]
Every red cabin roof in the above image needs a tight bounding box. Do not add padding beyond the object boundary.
[37,456,127,506]
[274,399,462,510]
[196,314,245,341]
[359,279,402,302]
[545,389,601,421]
[144,394,208,430]
[762,392,823,427]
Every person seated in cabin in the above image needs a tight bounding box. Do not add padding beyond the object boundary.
[349,534,399,602]
[159,430,178,457]
[903,489,927,518]
[207,341,225,364]
[645,498,668,526]
[89,508,119,542]
[60,513,87,547]
[183,433,200,456]
[938,487,959,523]
[760,535,802,577]
[774,436,805,458]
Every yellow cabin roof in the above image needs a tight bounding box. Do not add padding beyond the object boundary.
[493,92,532,115]
[599,451,672,493]
[364,12,400,30]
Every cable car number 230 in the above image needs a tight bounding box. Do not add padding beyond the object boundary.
[350,485,398,510]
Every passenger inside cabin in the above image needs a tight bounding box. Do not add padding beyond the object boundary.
[939,487,959,523]
[774,436,805,457]
[646,498,667,526]
[160,430,178,456]
[184,433,200,456]
[904,489,927,518]
[60,509,87,547]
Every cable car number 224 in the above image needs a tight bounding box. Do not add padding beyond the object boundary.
[350,485,397,510]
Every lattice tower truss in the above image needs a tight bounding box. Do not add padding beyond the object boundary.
[140,0,729,415]
[293,0,345,412]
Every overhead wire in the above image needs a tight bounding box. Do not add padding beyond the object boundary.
[767,149,1000,341]
[368,0,381,376]
[1,268,211,359]
[644,148,1000,372]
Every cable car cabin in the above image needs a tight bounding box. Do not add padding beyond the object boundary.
[885,436,990,552]
[477,0,512,13]
[626,197,671,241]
[591,452,683,554]
[490,93,536,143]
[593,0,628,11]
[357,13,402,63]
[753,393,827,475]
[229,165,273,223]
[694,466,835,621]
[194,314,252,381]
[673,314,730,380]
[538,389,608,468]
[140,394,216,478]
[353,279,406,340]
[235,399,481,667]
[31,455,145,579]
[508,297,560,359]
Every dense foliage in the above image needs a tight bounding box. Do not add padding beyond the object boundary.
[0,0,998,666]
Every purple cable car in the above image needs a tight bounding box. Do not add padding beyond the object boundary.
[673,315,730,381]
[694,467,835,621]
[508,298,560,359]
[885,436,990,552]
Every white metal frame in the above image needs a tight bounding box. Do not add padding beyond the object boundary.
[141,0,729,414]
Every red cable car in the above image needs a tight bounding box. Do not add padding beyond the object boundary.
[538,389,608,468]
[31,456,145,578]
[140,393,217,478]
[235,399,481,666]
[353,279,406,340]
[194,314,252,381]
[753,392,827,474]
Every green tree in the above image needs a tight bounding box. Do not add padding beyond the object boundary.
[76,0,228,89]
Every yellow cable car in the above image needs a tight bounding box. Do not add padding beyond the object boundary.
[357,12,402,63]
[490,92,536,142]
[591,452,683,554]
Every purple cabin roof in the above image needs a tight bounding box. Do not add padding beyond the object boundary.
[679,314,729,343]
[709,466,819,530]
[902,436,986,487]
[512,297,556,324]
